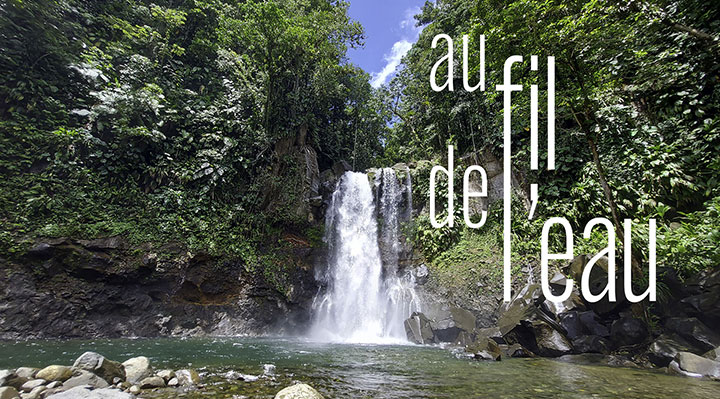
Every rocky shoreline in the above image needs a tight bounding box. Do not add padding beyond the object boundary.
[404,257,720,382]
[0,352,324,399]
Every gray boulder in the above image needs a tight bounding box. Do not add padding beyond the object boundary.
[14,368,38,380]
[404,312,434,344]
[466,336,502,361]
[45,386,134,399]
[703,347,720,362]
[73,352,125,383]
[62,371,109,390]
[428,306,476,343]
[139,376,165,389]
[648,334,695,367]
[121,357,152,385]
[174,369,199,386]
[20,379,45,392]
[673,352,720,379]
[274,383,324,399]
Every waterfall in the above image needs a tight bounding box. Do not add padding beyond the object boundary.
[310,169,420,343]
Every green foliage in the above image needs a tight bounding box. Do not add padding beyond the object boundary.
[0,0,390,297]
[387,0,719,278]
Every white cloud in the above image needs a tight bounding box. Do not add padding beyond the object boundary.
[370,7,422,88]
[370,40,412,88]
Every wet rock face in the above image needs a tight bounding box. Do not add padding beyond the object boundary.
[648,334,696,367]
[404,312,434,344]
[0,238,320,339]
[663,317,720,353]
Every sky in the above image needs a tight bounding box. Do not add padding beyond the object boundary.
[346,0,425,88]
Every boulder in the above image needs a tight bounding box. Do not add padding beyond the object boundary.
[25,385,46,399]
[121,357,152,385]
[572,335,611,354]
[703,347,720,362]
[35,366,72,383]
[128,386,140,395]
[138,376,165,389]
[532,321,573,357]
[610,317,648,347]
[428,306,476,343]
[475,327,505,345]
[20,379,45,392]
[166,378,179,387]
[44,386,134,399]
[174,369,199,386]
[62,371,109,390]
[543,287,585,317]
[15,368,38,380]
[155,370,174,382]
[274,383,324,399]
[0,387,19,399]
[568,255,626,315]
[664,317,720,352]
[497,284,544,335]
[578,311,609,337]
[648,334,695,367]
[73,352,125,383]
[502,343,534,358]
[0,370,16,387]
[559,312,583,340]
[404,312,434,344]
[466,336,502,361]
[673,352,720,379]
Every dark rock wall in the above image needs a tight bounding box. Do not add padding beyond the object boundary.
[0,238,321,339]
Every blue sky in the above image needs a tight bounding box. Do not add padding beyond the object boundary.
[346,0,425,88]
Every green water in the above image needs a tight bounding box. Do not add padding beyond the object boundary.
[2,337,719,398]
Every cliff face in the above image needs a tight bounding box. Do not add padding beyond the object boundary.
[0,236,323,339]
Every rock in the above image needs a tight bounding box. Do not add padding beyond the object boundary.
[497,284,544,335]
[577,311,609,337]
[476,327,505,344]
[35,367,72,383]
[668,360,704,378]
[610,317,648,347]
[428,306,476,343]
[27,243,54,259]
[25,385,46,399]
[138,376,164,389]
[568,255,626,315]
[0,387,19,399]
[413,264,429,285]
[673,352,720,379]
[0,370,16,387]
[466,337,502,361]
[274,383,324,399]
[572,335,611,354]
[664,317,720,352]
[62,371,109,390]
[121,357,152,384]
[403,312,434,344]
[543,287,585,317]
[173,369,199,386]
[703,347,720,362]
[559,312,583,340]
[155,370,174,382]
[532,321,573,357]
[648,334,695,367]
[45,382,61,390]
[166,378,179,387]
[44,386,133,399]
[73,352,125,383]
[15,369,38,380]
[20,380,45,393]
[128,386,140,395]
[502,343,534,358]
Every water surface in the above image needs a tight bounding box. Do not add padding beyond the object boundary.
[2,337,718,398]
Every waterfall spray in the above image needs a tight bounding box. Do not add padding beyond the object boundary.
[310,169,420,343]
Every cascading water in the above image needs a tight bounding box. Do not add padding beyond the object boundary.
[310,169,420,343]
